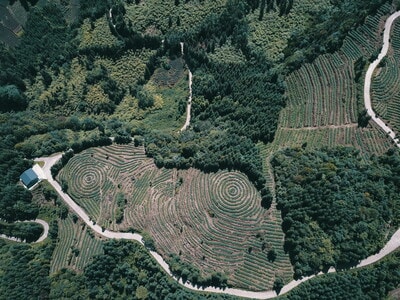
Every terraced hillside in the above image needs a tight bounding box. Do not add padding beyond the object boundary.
[274,3,394,157]
[371,18,400,138]
[50,215,103,274]
[59,143,292,291]
[255,7,396,283]
[282,5,389,129]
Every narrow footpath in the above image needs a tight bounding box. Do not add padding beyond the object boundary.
[179,42,193,132]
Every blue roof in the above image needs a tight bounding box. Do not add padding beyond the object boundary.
[20,168,38,188]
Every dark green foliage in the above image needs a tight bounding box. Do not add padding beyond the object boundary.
[0,185,38,222]
[273,277,284,294]
[0,211,58,300]
[357,109,371,128]
[50,240,236,299]
[284,0,390,70]
[260,187,273,209]
[354,57,366,83]
[115,193,125,224]
[192,62,284,143]
[50,269,89,299]
[137,89,155,109]
[267,248,277,262]
[0,85,27,112]
[0,143,36,223]
[141,231,156,250]
[272,147,400,278]
[61,180,68,193]
[12,4,75,81]
[281,251,400,300]
[80,0,109,21]
[0,242,51,299]
[58,204,69,219]
[71,136,112,153]
[259,0,265,20]
[51,150,74,178]
[0,221,43,242]
[84,65,125,112]
[114,135,132,144]
[8,0,38,11]
[109,1,162,51]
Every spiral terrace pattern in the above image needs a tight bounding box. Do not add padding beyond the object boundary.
[61,155,110,199]
[212,172,257,218]
[142,168,287,290]
[59,143,291,290]
[35,9,400,299]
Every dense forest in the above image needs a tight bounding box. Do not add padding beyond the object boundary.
[0,218,58,300]
[1,0,400,298]
[280,250,400,299]
[272,147,400,278]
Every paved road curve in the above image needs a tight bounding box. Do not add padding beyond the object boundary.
[30,10,400,298]
[0,218,49,244]
[364,11,400,148]
[37,151,400,299]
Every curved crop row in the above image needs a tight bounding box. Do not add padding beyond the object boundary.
[51,216,103,274]
[61,143,292,290]
[370,20,400,136]
[283,4,389,129]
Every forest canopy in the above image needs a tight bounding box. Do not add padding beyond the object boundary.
[272,147,400,278]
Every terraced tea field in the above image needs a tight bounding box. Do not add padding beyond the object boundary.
[59,143,292,290]
[371,19,400,138]
[269,3,396,168]
[50,214,103,274]
[267,124,392,157]
[283,4,390,129]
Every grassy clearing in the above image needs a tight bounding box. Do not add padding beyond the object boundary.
[113,56,189,133]
[14,128,102,157]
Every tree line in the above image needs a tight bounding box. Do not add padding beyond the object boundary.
[50,240,237,300]
[271,146,400,278]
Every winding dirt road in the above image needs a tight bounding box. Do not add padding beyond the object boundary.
[37,148,400,299]
[364,11,400,148]
[22,10,400,298]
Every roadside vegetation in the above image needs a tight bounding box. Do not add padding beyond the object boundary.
[1,0,400,298]
[279,250,400,299]
[272,147,400,278]
[59,142,292,290]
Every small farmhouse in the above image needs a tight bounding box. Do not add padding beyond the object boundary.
[20,168,39,189]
